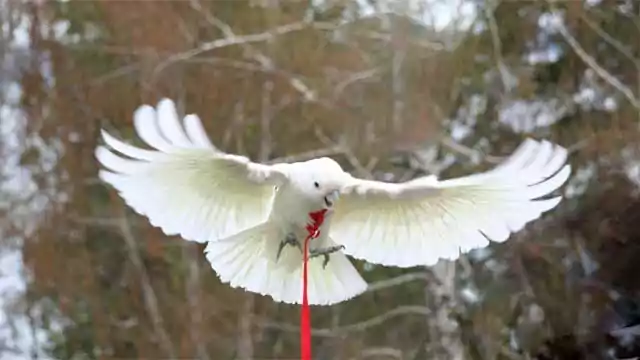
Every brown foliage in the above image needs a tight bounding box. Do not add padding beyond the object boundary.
[3,0,640,359]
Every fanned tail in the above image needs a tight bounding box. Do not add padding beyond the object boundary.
[203,222,367,305]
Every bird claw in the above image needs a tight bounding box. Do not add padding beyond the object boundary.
[309,245,345,269]
[276,233,301,261]
[277,236,346,269]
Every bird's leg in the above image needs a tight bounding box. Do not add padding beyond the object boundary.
[309,245,346,269]
[276,233,302,262]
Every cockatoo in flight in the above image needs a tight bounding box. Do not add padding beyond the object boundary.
[95,99,571,306]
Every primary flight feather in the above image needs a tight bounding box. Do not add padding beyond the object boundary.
[95,98,571,305]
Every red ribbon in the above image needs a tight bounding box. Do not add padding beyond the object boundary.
[301,209,327,360]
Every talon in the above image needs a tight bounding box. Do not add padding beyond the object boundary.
[276,241,286,261]
[309,245,346,269]
[276,233,301,261]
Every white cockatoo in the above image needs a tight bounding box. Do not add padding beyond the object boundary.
[95,98,571,306]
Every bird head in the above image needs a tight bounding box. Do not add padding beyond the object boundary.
[289,157,348,209]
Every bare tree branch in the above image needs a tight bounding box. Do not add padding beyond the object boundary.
[268,146,344,164]
[71,216,121,227]
[183,244,210,360]
[260,305,431,337]
[237,295,255,360]
[484,0,513,92]
[90,63,141,87]
[118,216,177,358]
[439,136,503,164]
[313,21,446,51]
[559,26,640,108]
[357,347,403,360]
[364,272,429,293]
[579,13,640,69]
[152,21,309,84]
[313,125,373,179]
[333,68,380,100]
[71,214,177,357]
[189,0,317,101]
[171,88,212,360]
[547,4,640,109]
[390,26,406,134]
[260,81,274,162]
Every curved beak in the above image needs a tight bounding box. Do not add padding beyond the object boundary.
[323,190,340,208]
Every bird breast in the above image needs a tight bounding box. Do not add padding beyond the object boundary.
[269,185,328,230]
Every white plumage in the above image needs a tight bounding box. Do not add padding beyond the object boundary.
[96,100,283,242]
[330,138,570,267]
[95,98,571,305]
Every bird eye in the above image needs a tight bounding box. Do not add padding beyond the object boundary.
[313,181,320,188]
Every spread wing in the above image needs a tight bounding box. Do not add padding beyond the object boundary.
[329,139,571,267]
[95,98,287,243]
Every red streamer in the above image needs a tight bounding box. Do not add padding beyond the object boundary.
[301,209,328,360]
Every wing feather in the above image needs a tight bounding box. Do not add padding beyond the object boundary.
[96,98,287,243]
[330,139,571,267]
[184,114,218,150]
[156,98,192,147]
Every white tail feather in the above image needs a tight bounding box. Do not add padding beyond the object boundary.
[204,222,368,305]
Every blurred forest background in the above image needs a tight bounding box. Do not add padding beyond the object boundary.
[1,0,640,359]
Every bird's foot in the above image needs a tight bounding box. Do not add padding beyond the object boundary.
[309,245,346,269]
[276,233,301,262]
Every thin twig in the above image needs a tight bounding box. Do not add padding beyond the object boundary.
[548,3,640,109]
[259,81,274,162]
[72,214,177,357]
[267,146,344,164]
[439,136,503,164]
[189,0,317,101]
[333,68,380,99]
[71,216,120,227]
[579,13,640,69]
[313,125,373,179]
[118,216,177,358]
[90,63,141,87]
[174,87,212,360]
[237,295,255,360]
[260,305,431,337]
[313,21,445,51]
[364,272,429,293]
[358,347,403,360]
[152,21,309,82]
[484,0,512,92]
[183,244,211,360]
[390,26,406,134]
